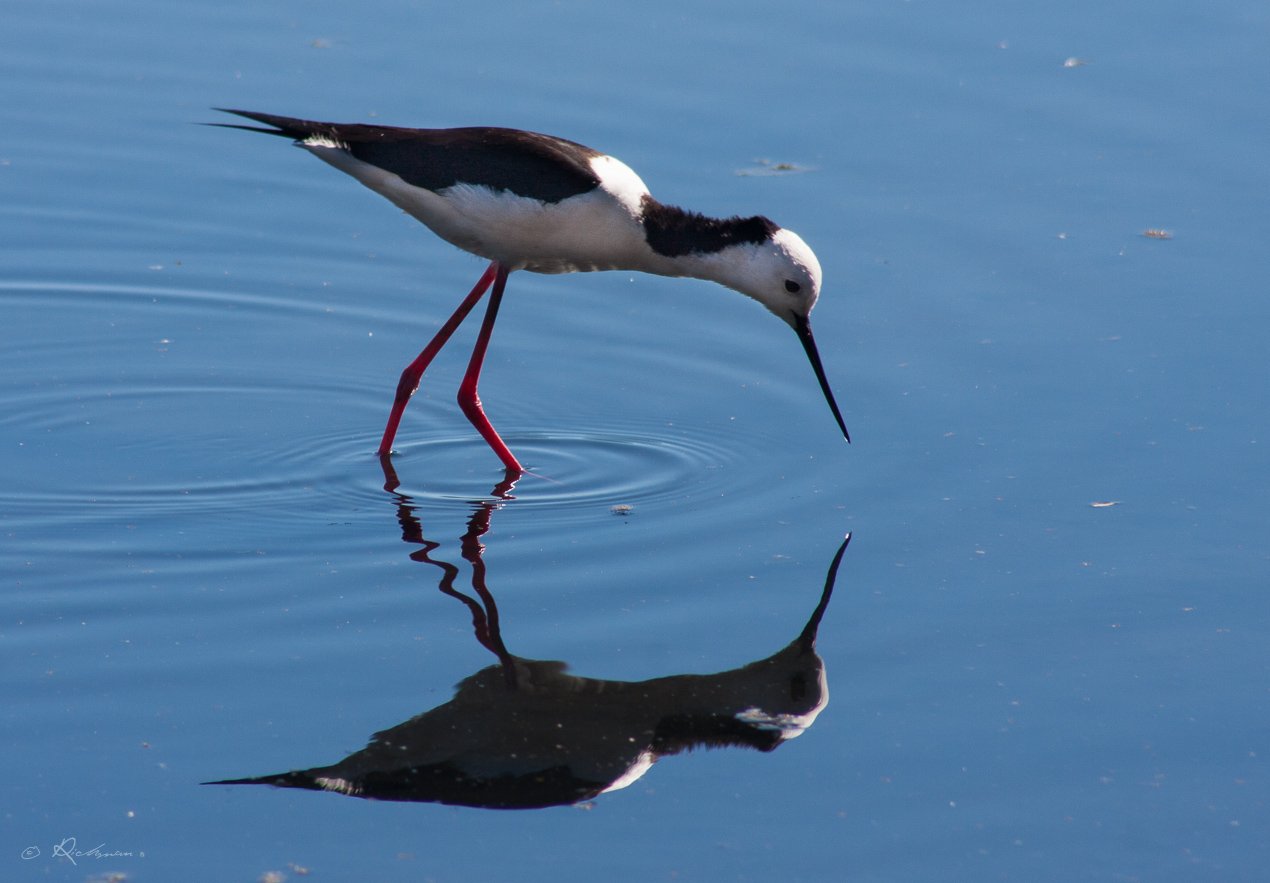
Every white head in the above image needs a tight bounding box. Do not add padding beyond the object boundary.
[706,226,848,442]
[727,227,823,329]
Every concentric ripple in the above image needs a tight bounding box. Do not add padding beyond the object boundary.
[1,279,799,534]
[374,424,755,511]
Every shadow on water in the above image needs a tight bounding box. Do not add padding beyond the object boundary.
[206,460,851,810]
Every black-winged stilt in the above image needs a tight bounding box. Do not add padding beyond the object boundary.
[214,109,848,471]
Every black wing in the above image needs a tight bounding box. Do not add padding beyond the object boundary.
[214,108,604,204]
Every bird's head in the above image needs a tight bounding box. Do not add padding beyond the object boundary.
[738,227,823,327]
[716,227,848,443]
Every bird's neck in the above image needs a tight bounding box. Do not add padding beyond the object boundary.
[634,197,777,296]
[646,243,760,294]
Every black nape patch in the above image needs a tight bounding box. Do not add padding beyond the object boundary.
[651,712,785,754]
[640,195,778,258]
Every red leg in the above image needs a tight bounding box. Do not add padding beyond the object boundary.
[377,262,499,456]
[457,264,524,473]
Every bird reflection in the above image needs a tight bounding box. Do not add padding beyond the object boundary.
[206,463,850,809]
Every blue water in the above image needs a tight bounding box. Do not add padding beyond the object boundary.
[4,0,1268,880]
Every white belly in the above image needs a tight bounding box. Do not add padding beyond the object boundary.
[306,145,652,274]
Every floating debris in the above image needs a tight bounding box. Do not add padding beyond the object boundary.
[1143,228,1173,239]
[736,158,814,177]
[610,504,634,517]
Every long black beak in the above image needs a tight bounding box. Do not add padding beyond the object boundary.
[796,533,852,651]
[793,314,850,443]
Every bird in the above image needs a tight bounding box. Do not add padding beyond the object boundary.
[213,109,849,472]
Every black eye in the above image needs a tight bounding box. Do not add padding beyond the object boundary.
[784,280,801,294]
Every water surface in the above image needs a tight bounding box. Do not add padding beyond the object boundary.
[4,0,1267,880]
